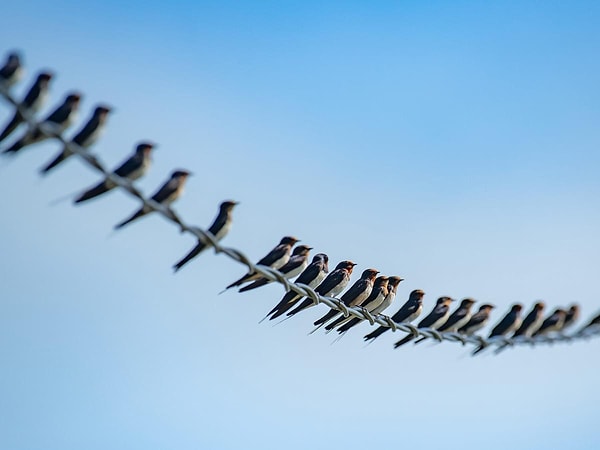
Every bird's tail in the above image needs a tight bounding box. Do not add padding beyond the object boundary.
[261,293,299,322]
[173,242,206,273]
[239,278,270,293]
[2,139,24,154]
[0,113,23,142]
[363,326,386,342]
[471,345,487,356]
[114,208,146,230]
[313,309,339,327]
[324,315,350,332]
[337,317,361,334]
[286,298,314,317]
[394,334,415,348]
[40,150,68,174]
[74,181,111,204]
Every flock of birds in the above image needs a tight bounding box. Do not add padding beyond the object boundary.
[2,50,599,354]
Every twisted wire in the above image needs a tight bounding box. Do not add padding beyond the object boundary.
[2,80,599,353]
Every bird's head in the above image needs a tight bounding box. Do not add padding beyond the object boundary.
[280,236,299,246]
[65,92,82,105]
[387,276,404,289]
[136,142,156,156]
[361,268,379,280]
[37,72,53,85]
[220,200,239,211]
[171,169,192,179]
[292,244,312,256]
[460,298,477,308]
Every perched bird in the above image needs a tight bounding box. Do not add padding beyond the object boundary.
[239,245,312,292]
[0,52,22,88]
[221,236,299,292]
[513,302,545,338]
[40,104,112,174]
[285,260,356,317]
[458,304,495,335]
[394,297,454,348]
[414,298,476,344]
[577,312,600,334]
[262,253,329,321]
[533,308,567,336]
[562,304,580,330]
[363,289,425,343]
[312,268,379,330]
[172,201,239,272]
[2,92,81,154]
[472,304,523,355]
[371,276,403,316]
[334,276,391,334]
[74,142,155,204]
[0,71,53,143]
[114,169,191,229]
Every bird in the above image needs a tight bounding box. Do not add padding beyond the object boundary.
[261,253,329,321]
[457,304,495,336]
[114,169,191,230]
[513,302,546,338]
[40,104,112,174]
[472,303,523,355]
[239,245,312,292]
[171,201,239,272]
[0,52,23,88]
[414,298,476,344]
[363,289,425,343]
[394,297,454,348]
[0,71,53,143]
[285,260,356,318]
[371,276,403,316]
[311,268,379,330]
[74,142,155,204]
[2,92,81,154]
[562,304,580,330]
[532,308,567,337]
[334,276,391,334]
[577,312,600,334]
[221,236,299,292]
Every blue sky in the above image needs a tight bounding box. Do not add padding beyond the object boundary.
[1,1,599,449]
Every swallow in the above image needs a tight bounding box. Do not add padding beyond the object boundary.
[363,289,425,343]
[532,308,567,337]
[414,298,477,344]
[371,276,403,316]
[40,104,112,174]
[577,312,600,334]
[114,169,191,229]
[285,260,356,317]
[513,302,545,338]
[312,268,379,330]
[2,92,81,154]
[221,236,299,292]
[472,303,523,355]
[239,245,312,292]
[0,72,53,143]
[74,142,155,204]
[171,201,239,272]
[0,52,22,88]
[394,297,454,348]
[562,304,580,330]
[457,304,495,335]
[262,253,329,321]
[334,276,390,334]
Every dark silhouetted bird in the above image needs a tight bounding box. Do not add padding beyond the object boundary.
[221,236,299,292]
[363,289,425,343]
[533,308,567,336]
[334,276,391,334]
[513,302,545,338]
[0,71,52,142]
[414,298,476,344]
[394,297,454,348]
[0,52,22,88]
[473,303,523,355]
[114,169,191,229]
[458,304,495,335]
[562,304,580,330]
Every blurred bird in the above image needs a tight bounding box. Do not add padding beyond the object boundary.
[473,303,523,355]
[262,253,329,321]
[0,52,22,88]
[114,169,191,230]
[414,298,476,344]
[74,142,154,203]
[458,304,495,335]
[533,308,567,336]
[221,236,299,292]
[40,104,111,174]
[513,302,545,338]
[239,245,312,292]
[0,71,52,143]
[172,200,239,272]
[577,312,600,334]
[311,268,379,330]
[2,92,81,154]
[285,260,356,317]
[562,304,580,330]
[334,276,391,334]
[363,289,425,343]
[394,297,454,348]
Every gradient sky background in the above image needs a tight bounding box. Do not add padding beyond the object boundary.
[1,1,599,449]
